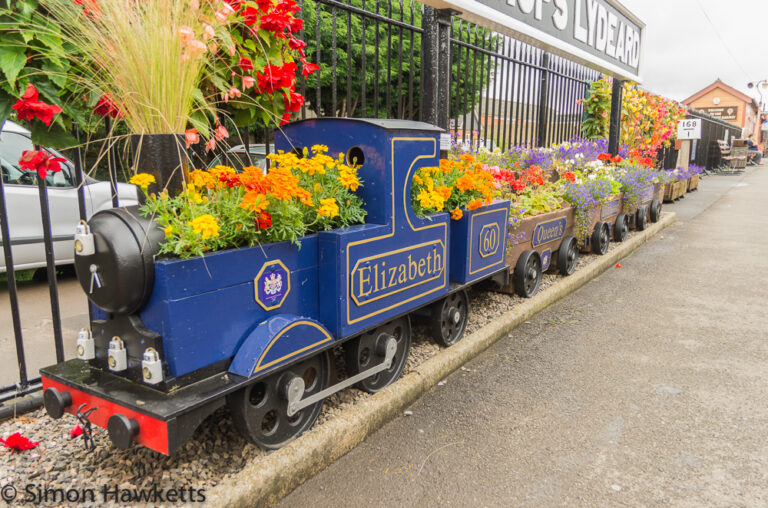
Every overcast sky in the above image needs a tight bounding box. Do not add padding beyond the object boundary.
[622,0,768,106]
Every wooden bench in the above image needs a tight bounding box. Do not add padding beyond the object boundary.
[717,139,747,170]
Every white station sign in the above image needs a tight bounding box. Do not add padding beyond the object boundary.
[677,119,702,140]
[420,0,645,82]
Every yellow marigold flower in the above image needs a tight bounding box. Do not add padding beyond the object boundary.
[129,173,156,190]
[338,167,360,191]
[317,197,339,218]
[467,199,483,211]
[240,191,269,213]
[451,208,463,220]
[311,144,329,154]
[190,214,220,240]
[189,169,215,189]
[163,225,173,239]
[412,174,423,186]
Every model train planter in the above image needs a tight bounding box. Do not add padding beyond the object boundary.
[628,183,663,231]
[40,119,515,455]
[500,207,577,298]
[687,173,699,192]
[578,193,629,256]
[663,180,686,202]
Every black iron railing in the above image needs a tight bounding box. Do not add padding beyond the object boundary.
[0,0,603,406]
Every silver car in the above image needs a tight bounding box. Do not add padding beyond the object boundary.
[0,121,138,273]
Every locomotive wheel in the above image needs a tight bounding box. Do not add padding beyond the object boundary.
[557,235,578,276]
[228,351,330,450]
[614,213,629,243]
[636,206,648,231]
[429,290,469,347]
[514,250,542,298]
[344,316,411,393]
[649,199,662,223]
[591,222,610,255]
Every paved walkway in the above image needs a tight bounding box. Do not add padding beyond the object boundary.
[281,167,768,507]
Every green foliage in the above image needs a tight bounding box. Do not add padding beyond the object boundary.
[0,0,101,147]
[581,77,611,140]
[300,1,496,119]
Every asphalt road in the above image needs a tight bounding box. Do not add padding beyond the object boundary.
[280,167,768,506]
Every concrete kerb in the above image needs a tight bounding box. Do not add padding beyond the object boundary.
[207,212,677,507]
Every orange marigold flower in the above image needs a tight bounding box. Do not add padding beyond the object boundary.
[240,191,269,213]
[295,187,314,207]
[450,208,463,220]
[265,166,299,200]
[467,199,483,211]
[456,173,475,192]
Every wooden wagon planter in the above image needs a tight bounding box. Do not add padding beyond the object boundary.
[629,183,664,231]
[499,207,577,298]
[578,193,630,255]
[663,180,686,202]
[687,173,700,192]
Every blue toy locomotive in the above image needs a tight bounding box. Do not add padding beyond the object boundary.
[41,119,510,455]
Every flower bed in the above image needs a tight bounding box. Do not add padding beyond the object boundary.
[132,145,366,259]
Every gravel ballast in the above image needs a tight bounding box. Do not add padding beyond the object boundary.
[0,217,672,506]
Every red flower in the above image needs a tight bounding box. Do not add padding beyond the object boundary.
[256,0,272,12]
[0,432,39,453]
[563,171,576,182]
[219,172,242,188]
[611,156,622,164]
[18,150,66,179]
[640,157,654,167]
[12,84,63,126]
[288,36,306,56]
[93,93,122,119]
[256,211,272,229]
[283,90,304,113]
[242,6,259,26]
[239,56,253,72]
[301,61,320,77]
[70,425,83,439]
[73,0,100,18]
[597,153,612,162]
[257,62,297,94]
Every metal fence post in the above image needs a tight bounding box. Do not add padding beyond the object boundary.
[536,52,550,147]
[422,7,453,128]
[421,6,440,126]
[608,79,624,155]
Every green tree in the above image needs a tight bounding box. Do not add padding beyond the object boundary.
[300,0,497,120]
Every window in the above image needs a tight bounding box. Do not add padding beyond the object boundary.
[0,130,73,187]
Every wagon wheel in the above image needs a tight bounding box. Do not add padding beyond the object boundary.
[649,200,662,223]
[429,290,469,347]
[344,316,411,393]
[228,351,330,450]
[636,206,648,231]
[514,250,542,298]
[591,222,610,255]
[613,213,629,242]
[557,235,578,276]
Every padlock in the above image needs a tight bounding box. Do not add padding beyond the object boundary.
[74,221,95,256]
[141,348,163,385]
[75,328,95,360]
[107,336,127,371]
